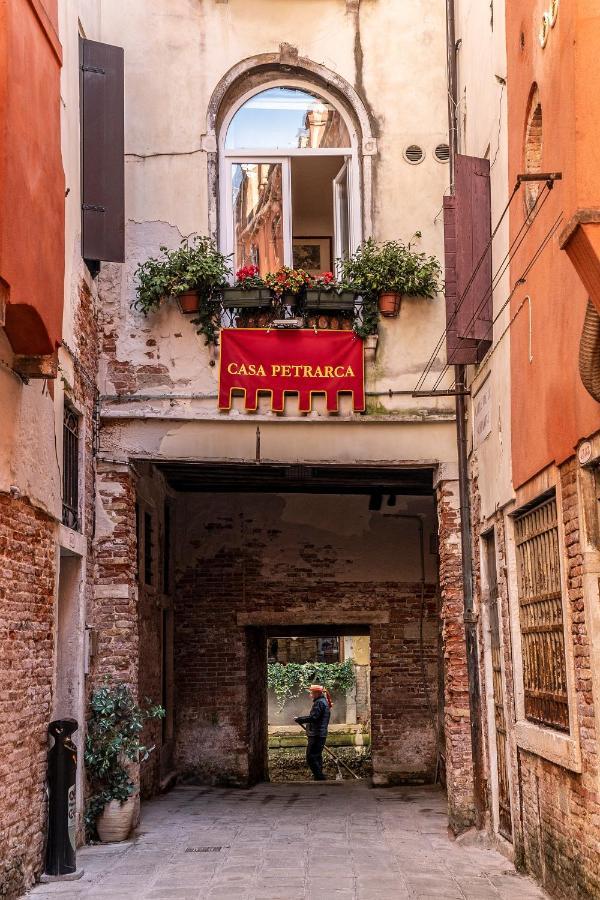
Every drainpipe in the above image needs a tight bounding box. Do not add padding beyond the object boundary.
[445,0,485,828]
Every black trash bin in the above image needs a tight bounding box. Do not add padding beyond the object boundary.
[45,718,78,877]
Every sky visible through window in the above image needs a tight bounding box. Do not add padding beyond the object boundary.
[225,87,350,150]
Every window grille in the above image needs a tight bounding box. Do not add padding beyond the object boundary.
[514,496,569,732]
[62,406,80,530]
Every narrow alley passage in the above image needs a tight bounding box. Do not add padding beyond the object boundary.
[29,784,548,900]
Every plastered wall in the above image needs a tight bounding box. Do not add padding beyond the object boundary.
[94,0,456,432]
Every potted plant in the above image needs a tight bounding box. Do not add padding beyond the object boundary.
[265,266,312,308]
[134,235,231,316]
[339,235,442,318]
[222,265,273,308]
[85,681,165,843]
[304,272,356,311]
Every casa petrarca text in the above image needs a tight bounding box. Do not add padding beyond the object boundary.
[225,362,357,379]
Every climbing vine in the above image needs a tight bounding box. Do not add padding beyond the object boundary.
[267,660,356,711]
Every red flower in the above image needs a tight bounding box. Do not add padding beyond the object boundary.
[236,264,259,280]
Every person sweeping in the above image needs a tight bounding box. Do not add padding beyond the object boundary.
[294,684,332,781]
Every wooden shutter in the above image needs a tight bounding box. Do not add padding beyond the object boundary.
[80,38,124,262]
[444,154,492,364]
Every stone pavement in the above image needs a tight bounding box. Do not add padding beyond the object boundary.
[28,783,549,900]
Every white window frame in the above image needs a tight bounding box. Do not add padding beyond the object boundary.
[225,157,292,275]
[219,80,361,269]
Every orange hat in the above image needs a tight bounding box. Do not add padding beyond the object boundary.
[309,684,324,693]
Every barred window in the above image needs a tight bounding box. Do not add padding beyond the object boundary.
[514,495,569,732]
[62,405,80,530]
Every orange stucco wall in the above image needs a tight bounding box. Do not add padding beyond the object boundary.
[507,0,600,489]
[0,0,64,355]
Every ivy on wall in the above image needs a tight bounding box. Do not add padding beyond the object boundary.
[267,660,356,711]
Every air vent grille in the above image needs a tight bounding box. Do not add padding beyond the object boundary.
[434,143,450,162]
[404,144,424,165]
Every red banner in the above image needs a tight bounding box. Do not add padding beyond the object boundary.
[218,328,365,412]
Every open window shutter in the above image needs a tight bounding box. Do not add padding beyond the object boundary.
[444,154,492,364]
[80,38,124,262]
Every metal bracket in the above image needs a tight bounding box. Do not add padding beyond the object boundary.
[82,203,106,213]
[516,171,562,191]
[81,64,105,75]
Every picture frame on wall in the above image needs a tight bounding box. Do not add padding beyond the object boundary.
[292,236,332,275]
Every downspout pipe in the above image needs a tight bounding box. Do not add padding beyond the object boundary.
[445,0,485,828]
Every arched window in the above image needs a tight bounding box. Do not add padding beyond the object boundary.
[524,86,543,215]
[220,83,360,276]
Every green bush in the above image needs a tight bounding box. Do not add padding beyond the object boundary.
[267,660,356,711]
[84,680,164,839]
[133,235,231,344]
[340,235,442,298]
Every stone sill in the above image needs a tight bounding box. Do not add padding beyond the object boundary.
[58,523,87,557]
[100,407,456,425]
[515,720,582,773]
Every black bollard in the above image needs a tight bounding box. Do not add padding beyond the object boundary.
[45,718,78,877]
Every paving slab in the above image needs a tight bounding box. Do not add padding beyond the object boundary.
[27,783,549,900]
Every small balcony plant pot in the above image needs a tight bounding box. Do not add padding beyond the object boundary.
[305,290,356,311]
[177,290,201,314]
[96,796,136,843]
[378,291,402,317]
[222,287,272,309]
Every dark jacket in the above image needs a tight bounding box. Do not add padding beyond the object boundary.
[297,695,331,738]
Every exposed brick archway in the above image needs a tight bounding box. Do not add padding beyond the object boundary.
[91,461,475,830]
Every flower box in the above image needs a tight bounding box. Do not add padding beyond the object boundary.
[304,290,356,311]
[222,287,273,308]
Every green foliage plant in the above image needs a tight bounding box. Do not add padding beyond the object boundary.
[84,680,165,839]
[267,660,356,712]
[133,235,231,344]
[339,235,442,299]
[338,235,442,338]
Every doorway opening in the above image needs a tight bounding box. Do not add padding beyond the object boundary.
[142,461,441,789]
[266,627,371,782]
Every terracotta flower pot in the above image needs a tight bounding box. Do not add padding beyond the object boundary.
[378,292,402,317]
[96,797,136,843]
[176,290,201,314]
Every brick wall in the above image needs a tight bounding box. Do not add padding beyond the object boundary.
[172,492,440,787]
[135,464,174,798]
[513,461,600,899]
[91,466,139,688]
[470,457,600,899]
[0,495,56,898]
[436,478,476,831]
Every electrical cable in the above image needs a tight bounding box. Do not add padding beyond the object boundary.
[427,211,563,392]
[414,179,521,393]
[418,183,553,394]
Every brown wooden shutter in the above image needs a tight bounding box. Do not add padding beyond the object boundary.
[444,154,492,364]
[80,38,124,262]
